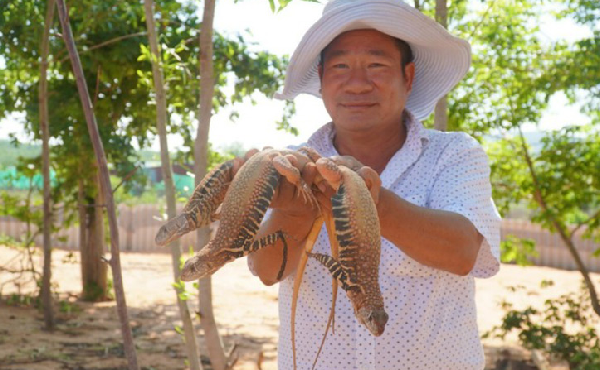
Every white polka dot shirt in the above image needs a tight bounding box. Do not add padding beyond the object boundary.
[260,112,501,370]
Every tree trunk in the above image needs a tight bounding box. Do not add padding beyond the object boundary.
[40,0,56,331]
[55,1,139,368]
[143,1,203,369]
[78,172,88,289]
[433,0,448,131]
[433,96,448,131]
[82,170,108,301]
[196,1,227,369]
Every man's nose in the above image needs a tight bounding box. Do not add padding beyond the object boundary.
[344,67,373,94]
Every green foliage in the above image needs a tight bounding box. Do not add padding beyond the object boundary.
[174,325,184,335]
[0,156,75,237]
[58,299,82,314]
[263,0,319,13]
[172,280,192,302]
[5,293,37,307]
[0,140,40,168]
[488,127,600,242]
[449,0,555,136]
[485,281,600,369]
[556,0,600,27]
[487,139,531,217]
[0,190,43,229]
[501,234,538,266]
[440,0,600,266]
[533,127,600,233]
[0,234,17,246]
[82,279,114,301]
[0,0,293,236]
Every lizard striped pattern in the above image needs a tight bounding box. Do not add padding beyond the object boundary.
[178,149,316,281]
[155,160,234,247]
[307,161,388,338]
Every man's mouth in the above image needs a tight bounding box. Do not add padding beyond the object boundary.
[340,102,377,108]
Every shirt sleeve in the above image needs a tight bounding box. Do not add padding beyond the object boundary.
[427,133,501,278]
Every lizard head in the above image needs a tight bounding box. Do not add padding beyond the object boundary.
[357,307,389,336]
[155,214,194,247]
[180,249,233,281]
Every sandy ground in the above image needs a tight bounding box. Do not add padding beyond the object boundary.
[1,245,598,369]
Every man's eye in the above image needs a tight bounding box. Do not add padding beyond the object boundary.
[332,63,348,69]
[369,63,385,68]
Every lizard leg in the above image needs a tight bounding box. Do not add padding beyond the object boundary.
[223,230,289,280]
[181,229,288,281]
[307,252,361,292]
[323,211,340,334]
[272,154,317,207]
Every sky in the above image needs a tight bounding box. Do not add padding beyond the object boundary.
[0,0,594,153]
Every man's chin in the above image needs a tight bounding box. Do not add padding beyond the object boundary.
[332,116,378,130]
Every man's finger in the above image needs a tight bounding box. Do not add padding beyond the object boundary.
[358,166,381,204]
[302,162,318,186]
[244,148,260,161]
[232,157,244,176]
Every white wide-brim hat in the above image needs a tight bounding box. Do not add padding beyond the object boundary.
[275,0,471,121]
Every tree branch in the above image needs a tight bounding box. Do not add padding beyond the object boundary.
[56,31,147,64]
[517,125,600,317]
[570,207,600,238]
[112,166,140,194]
[55,0,139,367]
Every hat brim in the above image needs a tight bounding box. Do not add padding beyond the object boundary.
[275,0,471,121]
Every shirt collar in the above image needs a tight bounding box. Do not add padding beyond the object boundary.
[306,111,430,187]
[379,110,429,188]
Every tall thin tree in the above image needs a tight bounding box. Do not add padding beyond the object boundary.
[55,1,139,368]
[433,0,448,131]
[40,0,56,331]
[143,1,203,369]
[196,0,227,369]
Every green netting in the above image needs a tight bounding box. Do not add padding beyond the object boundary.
[0,167,194,196]
[0,168,57,190]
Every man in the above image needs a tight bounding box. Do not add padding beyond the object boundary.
[248,0,501,369]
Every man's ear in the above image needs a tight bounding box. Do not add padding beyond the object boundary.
[404,62,415,94]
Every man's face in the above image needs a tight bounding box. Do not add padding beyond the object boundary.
[319,29,414,134]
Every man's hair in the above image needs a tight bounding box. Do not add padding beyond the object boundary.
[319,36,415,74]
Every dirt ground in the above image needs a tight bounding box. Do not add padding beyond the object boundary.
[1,245,598,370]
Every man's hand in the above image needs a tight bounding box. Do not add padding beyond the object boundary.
[238,147,326,284]
[312,155,382,214]
[232,148,321,217]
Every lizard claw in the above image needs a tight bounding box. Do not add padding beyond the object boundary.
[273,154,317,206]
